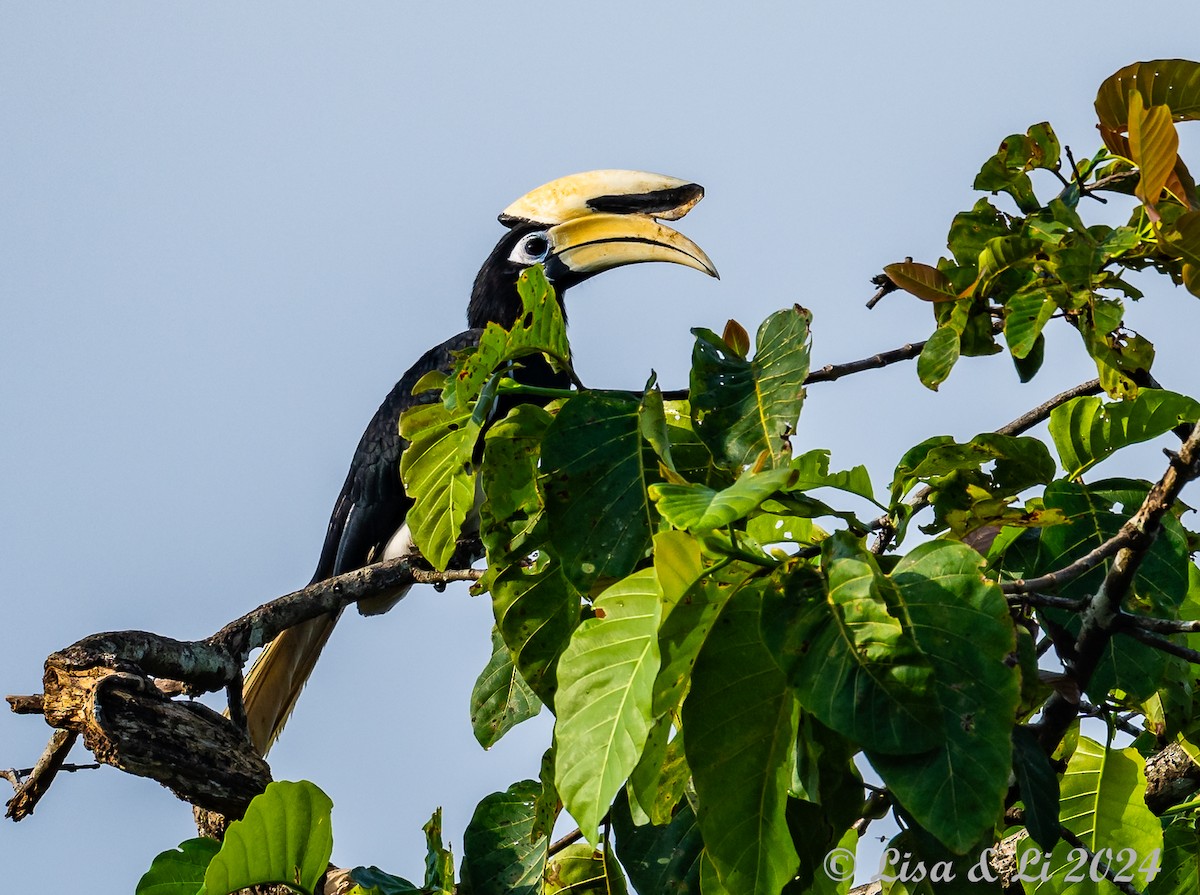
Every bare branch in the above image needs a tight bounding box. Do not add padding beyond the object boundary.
[9,556,483,818]
[1006,591,1087,612]
[994,379,1102,437]
[805,340,929,385]
[1117,625,1200,666]
[1118,613,1200,635]
[4,729,77,821]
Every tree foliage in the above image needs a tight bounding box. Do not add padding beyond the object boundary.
[16,58,1200,895]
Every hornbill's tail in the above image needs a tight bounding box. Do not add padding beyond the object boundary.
[242,611,342,755]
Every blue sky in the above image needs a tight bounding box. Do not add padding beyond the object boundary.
[4,4,1200,891]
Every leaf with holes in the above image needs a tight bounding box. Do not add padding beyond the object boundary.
[542,393,653,595]
[460,780,548,895]
[470,626,542,749]
[868,541,1018,853]
[690,305,812,469]
[1003,289,1057,360]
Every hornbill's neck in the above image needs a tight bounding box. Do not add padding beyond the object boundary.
[467,224,569,330]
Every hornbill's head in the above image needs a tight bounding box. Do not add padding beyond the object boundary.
[468,170,718,328]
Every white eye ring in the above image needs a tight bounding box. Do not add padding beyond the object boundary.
[509,231,552,265]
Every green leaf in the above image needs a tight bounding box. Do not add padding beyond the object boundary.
[422,808,454,894]
[554,569,662,844]
[653,530,704,622]
[639,375,676,473]
[649,467,796,531]
[626,720,690,826]
[884,261,960,302]
[544,842,626,895]
[542,393,653,594]
[1184,261,1200,298]
[916,325,959,391]
[1003,290,1057,360]
[611,790,703,895]
[470,626,542,749]
[690,305,812,469]
[869,542,1019,853]
[399,400,479,570]
[699,851,730,895]
[460,780,548,895]
[762,534,940,755]
[1027,736,1163,894]
[1162,210,1200,267]
[481,404,553,565]
[448,265,570,411]
[1011,479,1190,700]
[947,199,1014,268]
[1147,822,1200,895]
[1012,726,1060,852]
[789,449,878,505]
[1048,389,1200,479]
[682,582,800,895]
[204,781,333,895]
[347,866,422,895]
[976,236,1040,296]
[654,568,745,718]
[137,838,220,895]
[490,554,580,708]
[890,433,1056,507]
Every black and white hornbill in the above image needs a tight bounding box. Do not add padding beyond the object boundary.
[241,170,717,755]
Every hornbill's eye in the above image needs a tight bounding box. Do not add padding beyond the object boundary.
[510,231,551,265]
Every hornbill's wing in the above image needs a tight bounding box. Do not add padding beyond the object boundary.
[239,169,716,757]
[242,330,481,755]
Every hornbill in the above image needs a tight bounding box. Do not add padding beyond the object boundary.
[241,170,717,755]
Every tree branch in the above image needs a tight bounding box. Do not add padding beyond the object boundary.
[1116,625,1200,666]
[4,729,77,821]
[1036,423,1200,752]
[6,556,483,818]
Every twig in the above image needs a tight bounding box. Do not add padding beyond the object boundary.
[865,269,901,309]
[5,695,44,715]
[1056,827,1141,895]
[548,827,585,856]
[1077,701,1143,739]
[1117,626,1200,666]
[1006,591,1087,611]
[659,336,933,402]
[805,340,930,386]
[1117,614,1200,635]
[1063,146,1109,206]
[4,729,77,821]
[994,379,1102,437]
